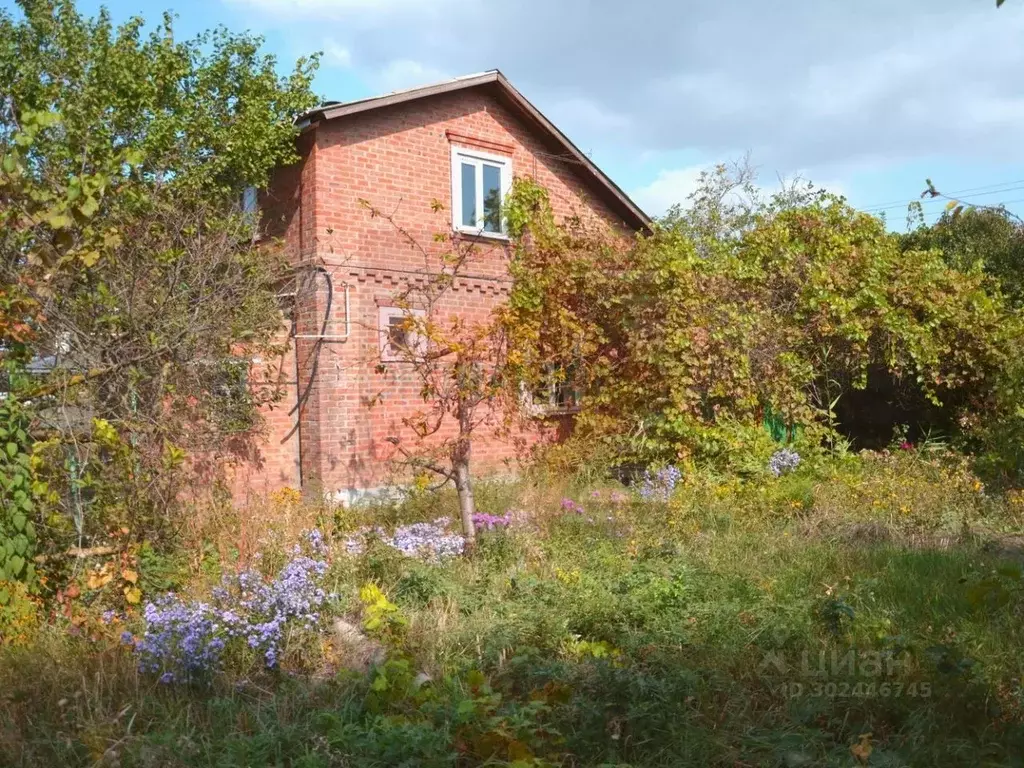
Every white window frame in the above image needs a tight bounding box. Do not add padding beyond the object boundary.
[520,364,582,418]
[378,306,426,362]
[450,146,513,239]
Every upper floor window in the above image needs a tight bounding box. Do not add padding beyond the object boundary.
[242,186,259,217]
[450,146,512,238]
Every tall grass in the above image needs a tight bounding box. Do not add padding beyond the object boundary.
[3,451,1023,766]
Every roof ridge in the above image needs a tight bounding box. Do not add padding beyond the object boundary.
[307,70,501,117]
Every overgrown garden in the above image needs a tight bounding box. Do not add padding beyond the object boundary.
[3,1,1024,766]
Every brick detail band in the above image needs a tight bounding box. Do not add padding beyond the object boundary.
[445,130,515,156]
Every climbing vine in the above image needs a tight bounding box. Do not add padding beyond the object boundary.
[0,399,41,601]
[503,175,1020,471]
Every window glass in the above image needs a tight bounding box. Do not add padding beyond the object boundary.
[482,163,502,232]
[387,315,410,354]
[460,163,476,227]
[532,362,580,411]
[242,186,258,214]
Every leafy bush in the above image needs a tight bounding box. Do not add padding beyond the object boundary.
[0,400,39,592]
[505,177,1020,476]
[0,0,318,593]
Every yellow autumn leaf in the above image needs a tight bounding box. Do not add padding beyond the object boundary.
[121,568,138,584]
[86,568,113,590]
[850,732,873,763]
[123,586,142,604]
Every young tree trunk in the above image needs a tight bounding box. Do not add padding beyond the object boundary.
[452,448,476,546]
[453,371,477,546]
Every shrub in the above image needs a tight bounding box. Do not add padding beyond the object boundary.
[505,177,1019,475]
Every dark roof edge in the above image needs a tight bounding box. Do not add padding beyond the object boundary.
[299,70,651,232]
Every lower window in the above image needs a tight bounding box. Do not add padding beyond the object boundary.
[379,306,426,361]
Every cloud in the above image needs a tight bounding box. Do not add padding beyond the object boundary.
[236,0,429,16]
[631,165,705,216]
[227,0,1024,185]
[372,60,451,92]
[323,42,351,68]
[545,97,632,136]
[632,163,849,218]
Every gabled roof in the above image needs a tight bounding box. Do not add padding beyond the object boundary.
[298,69,650,232]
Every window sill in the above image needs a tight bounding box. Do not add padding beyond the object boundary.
[530,405,581,419]
[454,227,510,242]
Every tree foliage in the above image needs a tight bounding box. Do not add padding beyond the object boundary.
[901,206,1024,308]
[505,173,1022,474]
[362,201,522,544]
[0,0,319,575]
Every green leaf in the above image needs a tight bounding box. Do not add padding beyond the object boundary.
[123,148,145,168]
[5,442,17,458]
[12,512,26,532]
[46,211,73,230]
[78,195,99,218]
[7,555,25,577]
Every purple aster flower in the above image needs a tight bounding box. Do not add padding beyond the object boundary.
[305,528,328,555]
[133,551,330,683]
[471,512,512,530]
[380,518,465,561]
[768,448,801,477]
[560,498,585,515]
[638,465,682,501]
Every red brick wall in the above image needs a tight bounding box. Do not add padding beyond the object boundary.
[248,86,633,499]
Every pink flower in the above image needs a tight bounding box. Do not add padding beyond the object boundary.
[560,498,585,515]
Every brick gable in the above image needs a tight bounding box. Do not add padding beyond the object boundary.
[236,81,639,501]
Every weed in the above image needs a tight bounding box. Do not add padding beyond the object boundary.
[3,456,1024,766]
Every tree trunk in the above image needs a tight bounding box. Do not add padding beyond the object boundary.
[453,452,476,546]
[453,360,477,547]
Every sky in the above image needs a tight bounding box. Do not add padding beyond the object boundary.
[6,0,1024,227]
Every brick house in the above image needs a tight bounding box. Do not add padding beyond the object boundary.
[240,70,648,502]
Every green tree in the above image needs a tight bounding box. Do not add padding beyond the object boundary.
[361,201,523,546]
[505,176,1019,471]
[0,0,319,565]
[901,206,1024,307]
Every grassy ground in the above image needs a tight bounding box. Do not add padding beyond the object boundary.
[3,451,1024,767]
